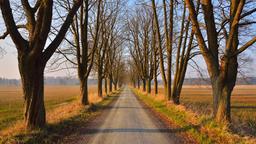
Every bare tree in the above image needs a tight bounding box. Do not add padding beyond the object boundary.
[151,0,173,100]
[93,0,123,97]
[0,0,82,129]
[127,6,154,94]
[68,0,101,105]
[186,0,256,122]
[171,1,200,104]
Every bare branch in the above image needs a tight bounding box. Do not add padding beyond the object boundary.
[234,36,256,56]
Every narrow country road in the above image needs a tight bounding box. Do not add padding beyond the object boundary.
[75,87,181,144]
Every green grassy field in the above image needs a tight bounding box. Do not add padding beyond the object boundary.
[0,85,81,131]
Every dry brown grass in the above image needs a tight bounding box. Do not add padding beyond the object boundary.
[0,86,120,143]
[134,88,256,143]
[0,101,84,137]
[0,85,105,134]
[144,85,256,137]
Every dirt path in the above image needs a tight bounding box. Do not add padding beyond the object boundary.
[72,87,182,144]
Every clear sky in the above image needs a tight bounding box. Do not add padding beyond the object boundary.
[0,0,255,79]
[1,36,255,79]
[0,38,73,79]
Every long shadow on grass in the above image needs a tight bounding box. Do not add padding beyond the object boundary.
[12,95,119,144]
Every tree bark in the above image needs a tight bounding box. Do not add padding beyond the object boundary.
[151,0,167,96]
[212,77,235,122]
[114,83,117,91]
[20,57,46,129]
[98,71,103,97]
[154,76,158,95]
[215,55,238,122]
[80,77,89,105]
[142,79,146,92]
[146,78,151,94]
[137,79,140,89]
[104,78,108,95]
[108,77,113,92]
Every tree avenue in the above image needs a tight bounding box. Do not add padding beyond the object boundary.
[0,0,255,131]
[128,0,256,123]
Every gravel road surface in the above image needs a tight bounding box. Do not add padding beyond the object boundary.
[76,87,181,144]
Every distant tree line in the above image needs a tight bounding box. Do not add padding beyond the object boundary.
[0,77,103,86]
[0,77,20,86]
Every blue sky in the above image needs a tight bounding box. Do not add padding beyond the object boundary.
[0,0,255,79]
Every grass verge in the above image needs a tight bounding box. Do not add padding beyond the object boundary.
[0,85,80,131]
[132,88,256,144]
[0,89,122,144]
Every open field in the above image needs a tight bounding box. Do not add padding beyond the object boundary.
[133,88,256,143]
[1,85,255,137]
[0,85,103,132]
[148,85,256,136]
[0,88,121,144]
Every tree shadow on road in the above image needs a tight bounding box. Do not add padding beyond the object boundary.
[10,95,120,144]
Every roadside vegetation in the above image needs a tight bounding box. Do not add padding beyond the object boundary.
[0,86,79,131]
[132,88,256,144]
[179,86,256,137]
[0,87,121,144]
[149,86,256,137]
[127,0,256,142]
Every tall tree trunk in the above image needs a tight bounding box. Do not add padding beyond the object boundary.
[152,11,158,96]
[212,78,221,116]
[146,78,151,94]
[163,0,173,101]
[215,56,238,122]
[137,79,140,89]
[98,78,103,97]
[166,72,172,101]
[172,26,194,104]
[215,87,231,122]
[104,78,108,95]
[154,76,158,95]
[20,58,46,129]
[80,77,89,105]
[142,79,146,92]
[114,83,117,90]
[172,55,190,104]
[212,79,232,122]
[152,0,167,97]
[98,70,103,97]
[172,83,180,104]
[108,77,113,92]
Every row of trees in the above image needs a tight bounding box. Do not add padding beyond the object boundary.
[56,0,126,104]
[0,0,126,129]
[0,0,255,130]
[128,0,256,123]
